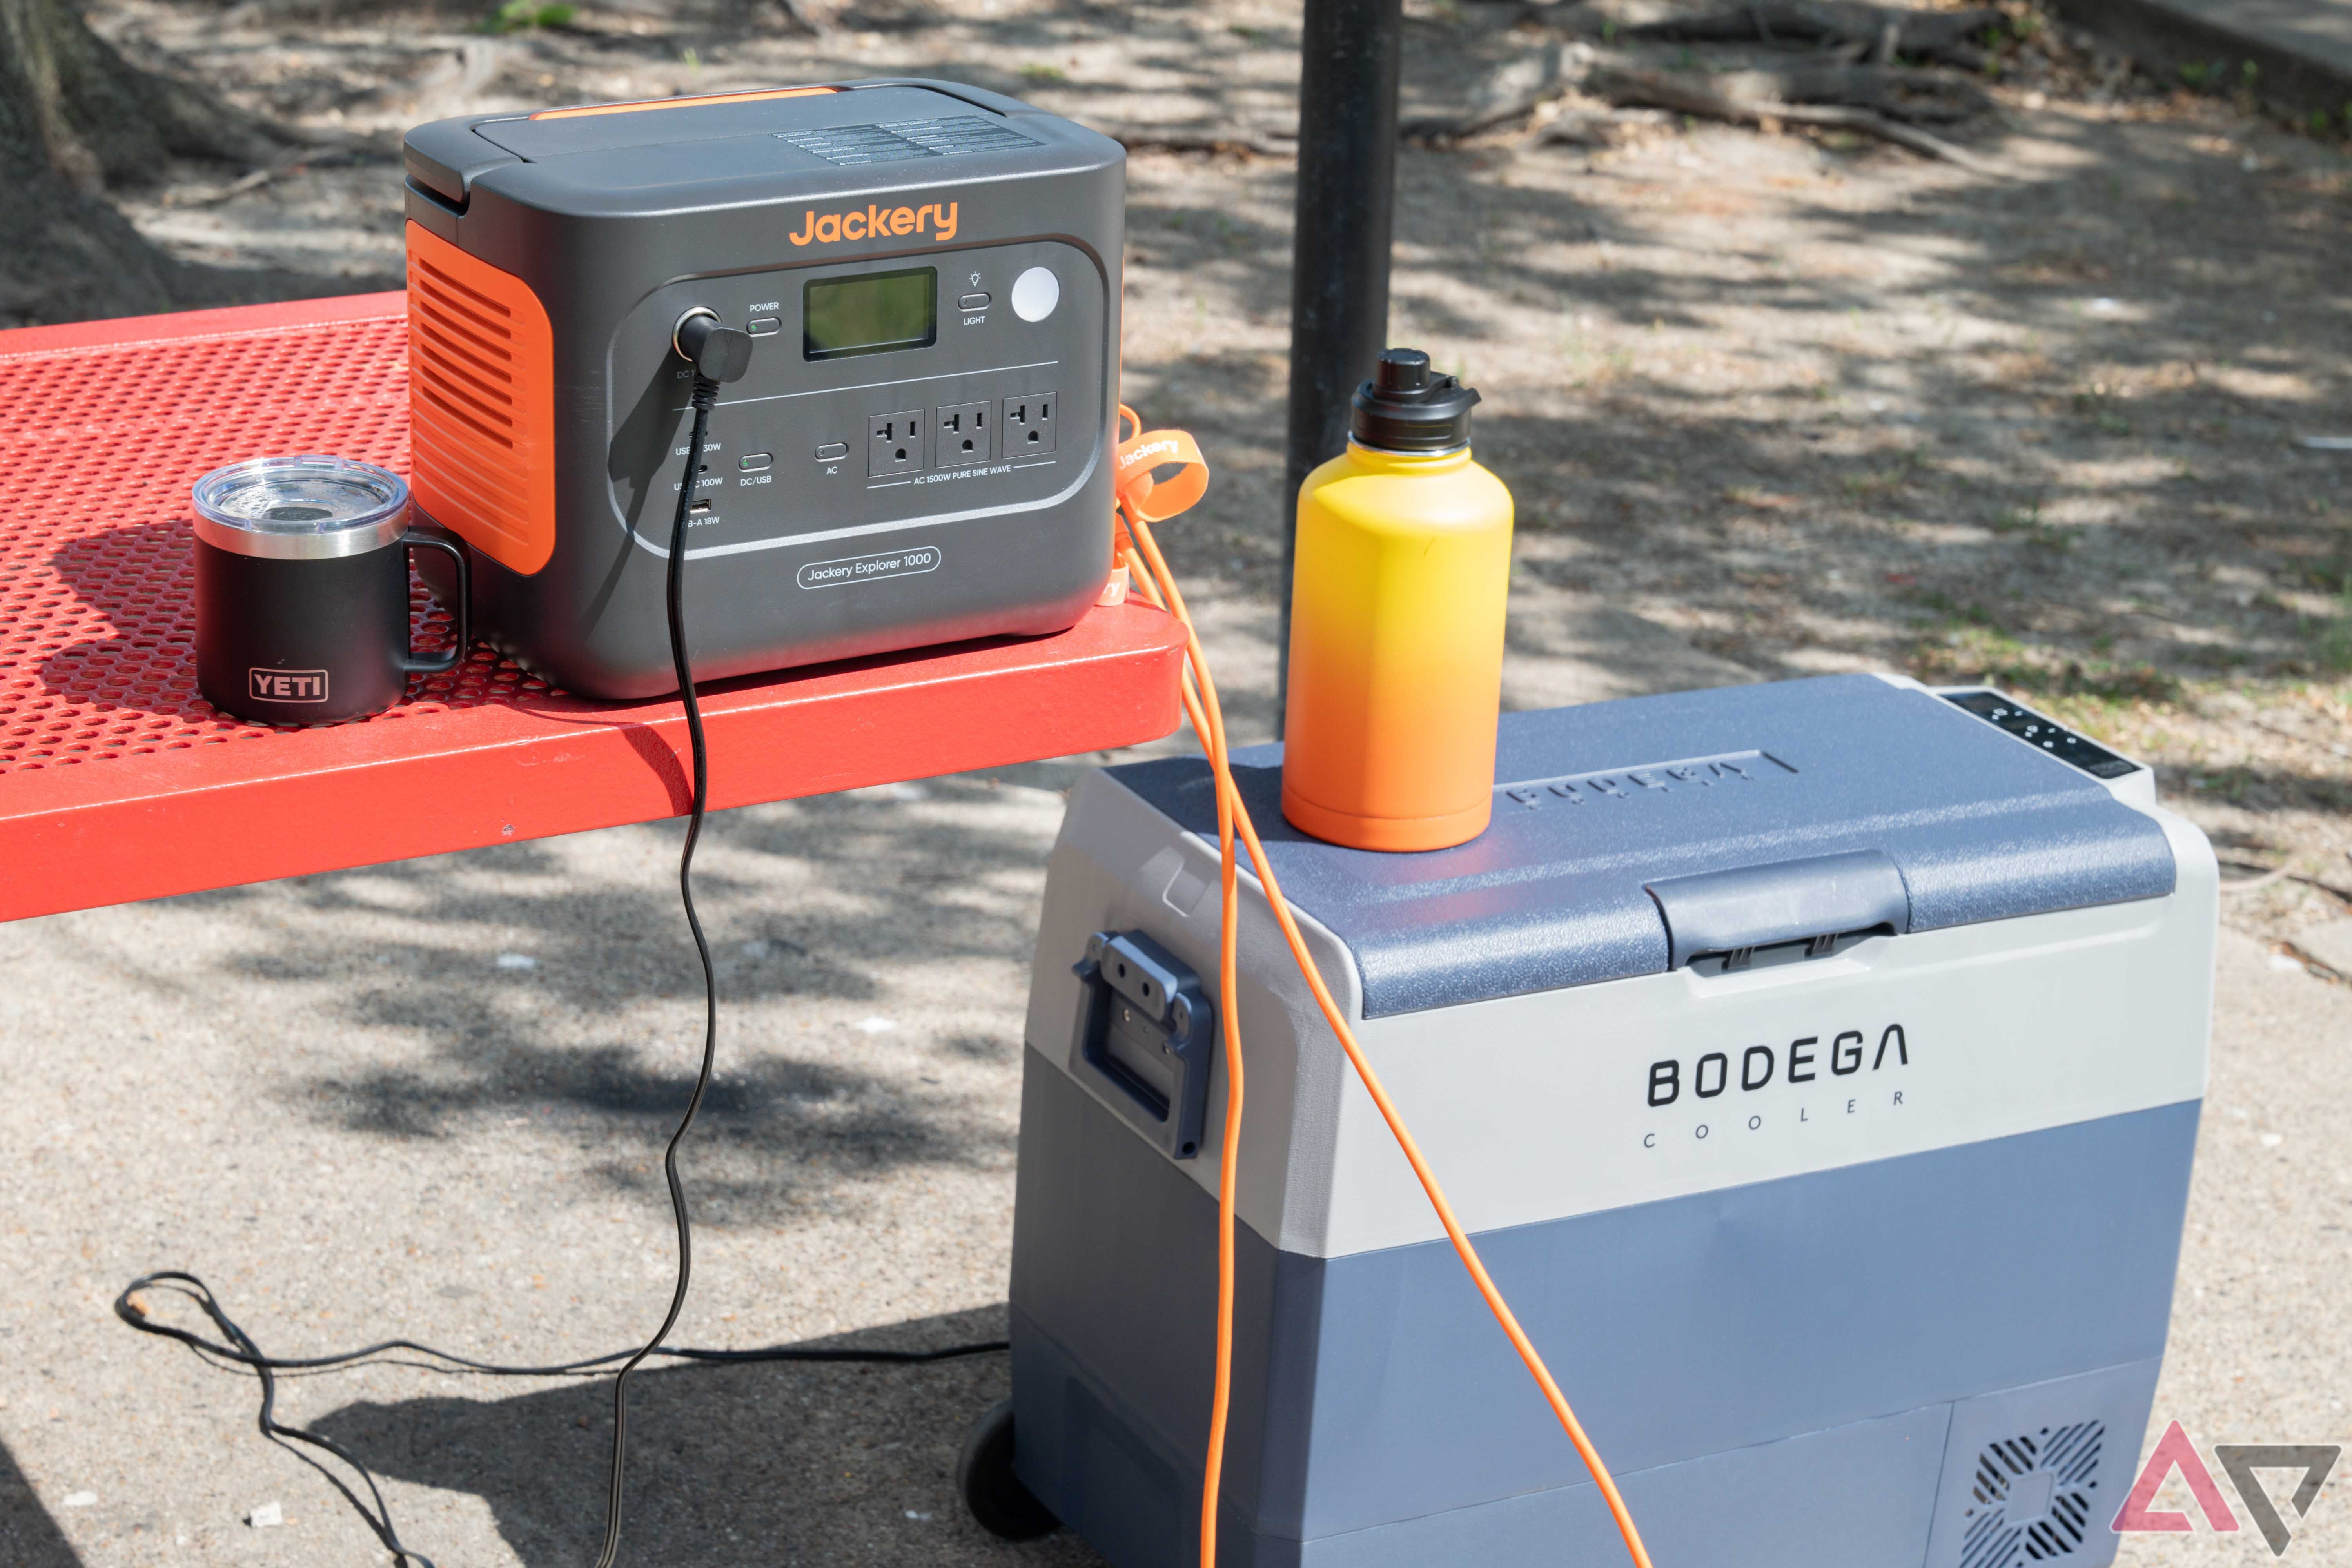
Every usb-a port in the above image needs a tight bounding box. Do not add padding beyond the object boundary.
[688,499,712,515]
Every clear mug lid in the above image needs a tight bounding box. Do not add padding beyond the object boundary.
[191,456,411,560]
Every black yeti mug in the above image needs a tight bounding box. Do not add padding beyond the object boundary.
[191,456,471,724]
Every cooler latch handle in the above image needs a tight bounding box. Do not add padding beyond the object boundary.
[1646,850,1911,975]
[1069,930,1216,1161]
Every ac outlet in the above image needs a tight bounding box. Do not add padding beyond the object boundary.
[936,400,994,467]
[1005,392,1056,457]
[869,410,926,479]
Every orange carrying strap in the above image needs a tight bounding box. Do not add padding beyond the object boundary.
[1114,405,1211,527]
[1101,407,1210,604]
[1111,422,1653,1568]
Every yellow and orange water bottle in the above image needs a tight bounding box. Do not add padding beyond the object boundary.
[1281,349,1513,852]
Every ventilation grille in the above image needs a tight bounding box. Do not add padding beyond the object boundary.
[403,222,555,575]
[1959,1421,2105,1568]
[776,115,1040,166]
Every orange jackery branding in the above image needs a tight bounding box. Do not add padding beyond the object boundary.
[788,200,958,247]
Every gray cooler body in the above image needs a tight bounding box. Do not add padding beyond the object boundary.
[1009,673,2214,1567]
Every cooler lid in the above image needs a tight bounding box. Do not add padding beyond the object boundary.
[1109,674,2176,1017]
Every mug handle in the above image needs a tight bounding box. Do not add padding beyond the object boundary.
[399,526,473,677]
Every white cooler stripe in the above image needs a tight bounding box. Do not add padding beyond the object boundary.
[1306,807,2215,1258]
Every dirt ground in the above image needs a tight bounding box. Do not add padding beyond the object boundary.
[4,0,2350,1563]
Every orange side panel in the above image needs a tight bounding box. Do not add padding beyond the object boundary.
[404,221,557,576]
[529,85,835,121]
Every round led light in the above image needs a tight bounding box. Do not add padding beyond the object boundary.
[1011,266,1060,323]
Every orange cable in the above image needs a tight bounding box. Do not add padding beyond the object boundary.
[1121,537,1245,1568]
[1123,521,1654,1568]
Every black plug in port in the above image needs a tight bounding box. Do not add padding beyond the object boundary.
[869,409,926,479]
[1004,392,1056,455]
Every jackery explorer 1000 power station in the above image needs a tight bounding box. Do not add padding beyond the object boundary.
[1007,673,2214,1568]
[400,79,1122,699]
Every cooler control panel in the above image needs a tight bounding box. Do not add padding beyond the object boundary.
[1941,690,2141,779]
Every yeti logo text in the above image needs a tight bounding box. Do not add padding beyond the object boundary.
[789,201,958,246]
[250,668,328,703]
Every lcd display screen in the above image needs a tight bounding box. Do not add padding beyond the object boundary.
[803,267,938,361]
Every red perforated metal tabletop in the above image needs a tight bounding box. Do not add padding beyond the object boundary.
[0,294,1187,923]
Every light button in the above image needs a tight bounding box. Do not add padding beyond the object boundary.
[958,292,992,311]
[745,318,780,336]
[1011,267,1059,322]
[814,441,848,461]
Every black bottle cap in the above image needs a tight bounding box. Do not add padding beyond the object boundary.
[1349,348,1481,453]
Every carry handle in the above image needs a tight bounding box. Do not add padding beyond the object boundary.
[398,527,472,676]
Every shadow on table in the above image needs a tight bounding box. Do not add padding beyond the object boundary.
[306,1306,1104,1568]
[0,1434,80,1568]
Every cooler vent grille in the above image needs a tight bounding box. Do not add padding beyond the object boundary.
[777,115,1039,165]
[1959,1421,2105,1567]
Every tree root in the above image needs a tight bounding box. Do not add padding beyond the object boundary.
[11,0,298,191]
[1105,125,1299,158]
[1585,64,2011,172]
[1403,42,1587,142]
[1697,62,1993,122]
[1626,1,2005,69]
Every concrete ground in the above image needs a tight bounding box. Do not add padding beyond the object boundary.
[2,648,2348,1568]
[0,626,1746,1568]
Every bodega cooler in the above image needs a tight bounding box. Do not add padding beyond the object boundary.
[1004,672,2215,1568]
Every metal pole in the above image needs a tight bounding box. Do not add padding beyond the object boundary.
[1277,0,1403,739]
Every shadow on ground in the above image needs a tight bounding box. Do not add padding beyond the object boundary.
[303,1308,1104,1568]
[128,773,1065,1223]
[0,1435,78,1567]
[1105,98,2350,707]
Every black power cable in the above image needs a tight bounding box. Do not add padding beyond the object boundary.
[110,1272,1004,1568]
[586,347,730,1568]
[114,316,1007,1567]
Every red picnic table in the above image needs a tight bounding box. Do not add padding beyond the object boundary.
[0,292,1189,922]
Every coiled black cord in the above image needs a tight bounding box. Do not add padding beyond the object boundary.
[110,1266,1003,1568]
[115,367,1006,1566]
